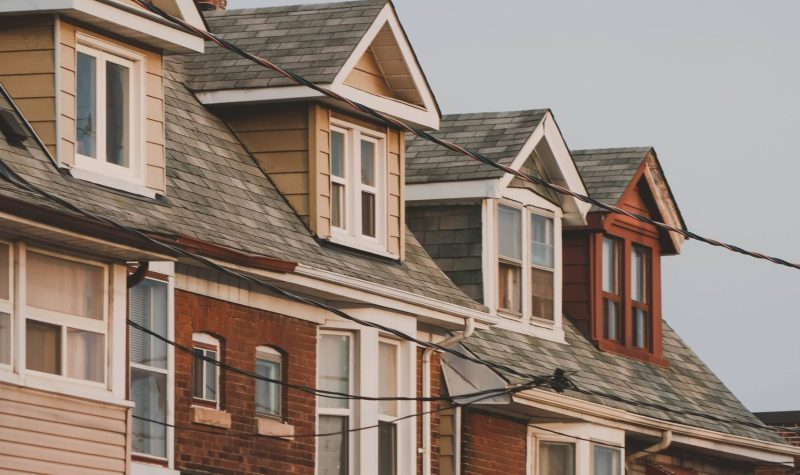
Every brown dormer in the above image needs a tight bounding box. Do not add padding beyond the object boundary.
[564,147,685,365]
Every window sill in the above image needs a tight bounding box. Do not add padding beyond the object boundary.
[497,309,524,320]
[191,405,231,428]
[595,339,668,367]
[131,461,179,475]
[0,369,132,407]
[325,235,398,260]
[256,416,294,439]
[69,167,156,198]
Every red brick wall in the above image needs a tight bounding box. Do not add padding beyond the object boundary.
[174,290,317,474]
[756,423,800,475]
[462,409,528,475]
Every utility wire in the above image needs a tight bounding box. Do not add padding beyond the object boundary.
[130,0,800,272]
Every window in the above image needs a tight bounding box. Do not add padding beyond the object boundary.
[538,441,575,475]
[329,121,387,253]
[24,250,107,383]
[318,332,353,475]
[593,445,622,475]
[74,34,143,184]
[0,242,11,366]
[631,246,650,349]
[255,346,282,418]
[129,278,169,459]
[498,205,522,314]
[531,214,555,320]
[601,237,622,343]
[192,333,220,408]
[378,340,399,475]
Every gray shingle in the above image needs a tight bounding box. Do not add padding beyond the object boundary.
[570,147,651,210]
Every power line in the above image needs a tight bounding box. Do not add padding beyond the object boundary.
[129,0,800,272]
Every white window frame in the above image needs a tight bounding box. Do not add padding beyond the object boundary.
[528,424,625,475]
[0,241,13,369]
[590,443,624,475]
[73,32,146,188]
[317,329,356,475]
[377,337,401,475]
[328,119,389,256]
[192,332,220,409]
[255,345,283,419]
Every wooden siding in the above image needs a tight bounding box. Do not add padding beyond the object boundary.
[309,104,331,236]
[387,127,404,257]
[344,48,393,98]
[0,16,57,157]
[0,383,129,475]
[58,20,166,193]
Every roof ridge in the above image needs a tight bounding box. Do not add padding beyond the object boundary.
[571,146,653,155]
[441,108,549,119]
[207,0,386,16]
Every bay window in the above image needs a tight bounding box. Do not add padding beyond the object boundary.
[192,333,220,408]
[318,332,353,475]
[255,346,283,418]
[601,237,622,343]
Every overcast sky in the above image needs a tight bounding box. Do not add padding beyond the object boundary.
[226,0,800,412]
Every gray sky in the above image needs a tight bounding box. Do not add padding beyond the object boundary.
[226,0,800,412]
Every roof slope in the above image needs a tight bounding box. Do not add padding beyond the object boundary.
[405,110,547,184]
[0,58,482,312]
[181,0,386,91]
[460,318,783,444]
[571,147,651,206]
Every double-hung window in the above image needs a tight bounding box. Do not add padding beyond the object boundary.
[531,214,555,320]
[378,339,399,475]
[538,441,575,475]
[631,246,650,349]
[531,428,624,475]
[601,237,623,343]
[0,243,11,366]
[318,332,353,475]
[129,277,169,459]
[592,445,622,475]
[329,121,387,253]
[255,346,282,418]
[192,333,220,408]
[498,205,523,314]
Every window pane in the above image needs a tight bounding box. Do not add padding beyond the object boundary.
[531,267,554,320]
[539,441,575,475]
[0,312,9,365]
[205,350,217,401]
[256,358,281,417]
[319,415,348,475]
[361,140,375,186]
[361,191,376,238]
[331,131,345,178]
[602,238,619,294]
[632,246,648,303]
[131,367,167,458]
[0,242,8,300]
[378,421,397,475]
[593,445,622,475]
[633,308,649,349]
[129,279,168,369]
[332,183,345,229]
[603,299,622,343]
[319,334,350,409]
[76,52,97,158]
[531,215,554,268]
[67,328,104,382]
[379,342,397,416]
[26,320,61,375]
[106,61,129,167]
[498,206,521,260]
[193,348,204,399]
[26,251,104,320]
[498,262,522,313]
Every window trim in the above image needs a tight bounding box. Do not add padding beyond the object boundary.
[317,329,356,475]
[255,345,283,420]
[73,32,146,188]
[591,443,624,475]
[0,241,13,369]
[601,236,623,344]
[192,332,220,409]
[328,119,389,256]
[631,245,651,350]
[528,424,625,475]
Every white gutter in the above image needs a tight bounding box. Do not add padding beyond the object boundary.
[422,318,475,475]
[626,430,672,470]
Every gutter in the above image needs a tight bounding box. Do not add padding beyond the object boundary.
[422,318,475,475]
[626,430,672,470]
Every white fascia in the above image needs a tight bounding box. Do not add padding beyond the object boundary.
[498,111,590,225]
[514,389,800,464]
[0,0,204,53]
[406,179,501,202]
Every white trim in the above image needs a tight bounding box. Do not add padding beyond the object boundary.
[406,179,501,202]
[191,332,220,409]
[195,85,325,105]
[528,423,625,475]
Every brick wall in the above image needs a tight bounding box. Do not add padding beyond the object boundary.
[174,290,318,474]
[407,203,484,302]
[461,410,528,475]
[756,422,800,475]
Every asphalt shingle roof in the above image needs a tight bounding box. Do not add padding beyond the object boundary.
[460,318,784,444]
[0,57,483,312]
[571,147,651,208]
[180,0,386,91]
[405,110,547,184]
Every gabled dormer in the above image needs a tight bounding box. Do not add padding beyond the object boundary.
[186,0,440,259]
[0,0,205,197]
[565,147,685,365]
[406,110,590,342]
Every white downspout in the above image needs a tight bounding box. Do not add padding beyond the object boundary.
[625,430,672,471]
[422,318,475,475]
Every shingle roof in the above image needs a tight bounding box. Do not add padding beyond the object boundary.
[0,58,483,312]
[459,318,784,444]
[570,147,651,208]
[405,110,547,184]
[180,0,386,91]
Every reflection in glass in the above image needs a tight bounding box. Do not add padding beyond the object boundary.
[76,52,97,158]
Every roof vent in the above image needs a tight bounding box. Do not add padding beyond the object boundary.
[0,108,28,143]
[194,0,226,11]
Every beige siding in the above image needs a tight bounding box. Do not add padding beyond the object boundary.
[344,48,393,98]
[309,104,332,236]
[387,128,404,258]
[0,16,57,157]
[0,383,129,475]
[58,20,166,192]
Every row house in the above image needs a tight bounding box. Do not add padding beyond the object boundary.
[0,1,797,475]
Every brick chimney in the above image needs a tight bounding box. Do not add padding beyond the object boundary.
[194,0,226,11]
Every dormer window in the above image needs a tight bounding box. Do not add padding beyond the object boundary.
[631,245,651,349]
[329,120,387,254]
[601,237,622,343]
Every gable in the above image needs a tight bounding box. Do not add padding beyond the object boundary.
[509,144,560,205]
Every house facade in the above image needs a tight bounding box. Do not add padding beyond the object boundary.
[0,1,797,475]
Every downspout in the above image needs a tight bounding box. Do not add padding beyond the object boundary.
[422,317,475,475]
[626,430,672,471]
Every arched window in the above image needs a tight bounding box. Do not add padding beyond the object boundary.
[192,333,220,408]
[255,346,283,418]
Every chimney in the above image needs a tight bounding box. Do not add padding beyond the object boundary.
[194,0,226,11]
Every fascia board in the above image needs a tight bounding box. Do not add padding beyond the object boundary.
[406,179,500,201]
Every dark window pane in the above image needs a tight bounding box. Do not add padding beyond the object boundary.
[205,350,217,401]
[378,421,397,475]
[361,140,375,186]
[361,191,375,237]
[76,52,97,158]
[129,280,168,369]
[603,299,623,343]
[26,320,61,375]
[192,348,204,399]
[319,415,348,475]
[131,368,167,458]
[332,183,345,229]
[331,131,345,178]
[106,61,129,167]
[531,267,554,320]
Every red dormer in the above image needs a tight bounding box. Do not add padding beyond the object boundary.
[564,147,685,365]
